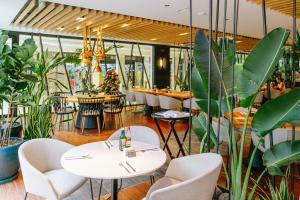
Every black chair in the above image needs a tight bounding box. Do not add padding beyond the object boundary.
[103,94,126,128]
[78,97,104,133]
[53,92,75,130]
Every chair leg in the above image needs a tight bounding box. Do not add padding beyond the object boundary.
[81,116,86,133]
[119,113,123,127]
[150,175,155,184]
[71,112,76,129]
[118,179,123,191]
[53,114,58,129]
[98,179,103,199]
[96,116,101,134]
[24,192,28,200]
[89,178,94,200]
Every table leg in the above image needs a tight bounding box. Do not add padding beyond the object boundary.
[176,124,190,157]
[170,121,187,157]
[154,119,173,158]
[111,179,118,200]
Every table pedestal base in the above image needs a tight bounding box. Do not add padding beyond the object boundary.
[111,179,118,200]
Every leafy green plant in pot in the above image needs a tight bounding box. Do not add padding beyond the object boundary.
[0,31,38,184]
[23,49,67,139]
[192,27,300,199]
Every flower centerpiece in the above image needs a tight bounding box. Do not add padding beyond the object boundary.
[99,69,120,94]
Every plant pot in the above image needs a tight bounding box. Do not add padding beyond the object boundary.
[0,137,24,184]
[0,122,22,138]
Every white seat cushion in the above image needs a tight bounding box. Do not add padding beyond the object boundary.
[145,176,182,200]
[45,169,87,199]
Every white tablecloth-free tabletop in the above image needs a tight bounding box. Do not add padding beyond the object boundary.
[61,140,167,180]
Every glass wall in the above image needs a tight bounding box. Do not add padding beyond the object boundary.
[170,47,191,91]
[18,34,153,94]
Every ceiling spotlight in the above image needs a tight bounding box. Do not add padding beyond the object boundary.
[197,11,207,16]
[179,32,188,36]
[121,23,130,28]
[75,26,81,30]
[57,26,64,31]
[103,24,109,29]
[177,7,189,12]
[150,38,157,41]
[76,16,86,22]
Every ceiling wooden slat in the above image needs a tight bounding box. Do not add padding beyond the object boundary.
[12,1,259,51]
[248,0,300,17]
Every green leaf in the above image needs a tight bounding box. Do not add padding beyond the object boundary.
[192,112,217,148]
[21,74,38,82]
[252,89,300,136]
[263,141,300,176]
[237,27,289,99]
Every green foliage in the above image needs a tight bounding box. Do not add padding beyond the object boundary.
[99,69,121,94]
[258,168,294,200]
[192,27,291,200]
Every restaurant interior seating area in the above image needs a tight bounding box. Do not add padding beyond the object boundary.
[2,0,300,200]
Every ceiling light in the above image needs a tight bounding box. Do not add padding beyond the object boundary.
[103,24,109,29]
[236,40,243,44]
[150,38,157,41]
[76,26,81,30]
[179,32,188,36]
[197,11,207,16]
[177,7,189,12]
[57,26,64,31]
[76,16,86,22]
[121,23,130,28]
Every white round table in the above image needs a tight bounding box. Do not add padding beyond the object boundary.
[61,140,167,200]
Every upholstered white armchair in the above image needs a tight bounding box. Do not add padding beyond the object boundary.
[158,95,182,111]
[144,153,222,200]
[182,98,200,111]
[145,93,160,108]
[19,138,88,200]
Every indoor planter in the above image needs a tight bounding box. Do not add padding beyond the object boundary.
[192,28,300,199]
[0,30,38,184]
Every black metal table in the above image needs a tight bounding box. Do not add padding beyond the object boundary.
[152,112,190,159]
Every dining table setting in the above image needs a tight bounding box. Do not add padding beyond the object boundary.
[61,140,167,200]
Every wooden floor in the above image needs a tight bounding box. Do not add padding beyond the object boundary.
[1,108,300,199]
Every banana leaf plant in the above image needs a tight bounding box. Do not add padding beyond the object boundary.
[23,49,67,139]
[0,30,38,147]
[191,27,300,199]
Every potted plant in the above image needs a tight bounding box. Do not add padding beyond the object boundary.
[23,49,67,139]
[0,30,38,184]
[192,27,300,199]
[99,69,121,94]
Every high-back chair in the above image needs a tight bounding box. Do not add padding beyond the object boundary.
[145,93,160,108]
[182,98,200,115]
[158,95,182,111]
[144,153,222,200]
[78,97,104,133]
[19,139,88,200]
[53,92,75,131]
[135,92,147,105]
[104,94,126,128]
[109,125,160,147]
[254,91,264,107]
[251,128,290,152]
[125,90,136,108]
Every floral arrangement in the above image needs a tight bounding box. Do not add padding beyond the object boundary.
[99,69,121,94]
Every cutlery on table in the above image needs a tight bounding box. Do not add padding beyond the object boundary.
[125,161,136,172]
[65,153,90,159]
[136,148,159,153]
[119,162,130,173]
[65,156,92,160]
[104,141,111,149]
[107,140,113,147]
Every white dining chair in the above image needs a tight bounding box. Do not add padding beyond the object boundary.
[145,93,160,109]
[143,153,222,200]
[134,92,147,111]
[158,95,182,111]
[103,125,160,197]
[251,128,291,152]
[109,125,160,147]
[182,98,200,111]
[125,90,136,110]
[254,91,264,107]
[19,138,90,200]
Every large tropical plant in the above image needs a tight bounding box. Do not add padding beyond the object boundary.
[192,27,300,199]
[0,31,38,147]
[23,49,67,139]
